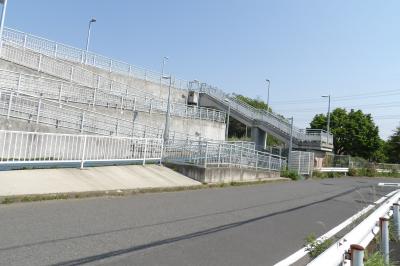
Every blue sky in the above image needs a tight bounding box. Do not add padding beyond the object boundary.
[5,0,400,139]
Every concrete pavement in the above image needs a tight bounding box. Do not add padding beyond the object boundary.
[0,177,398,266]
[0,165,201,196]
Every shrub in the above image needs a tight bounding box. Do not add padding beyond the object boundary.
[348,168,358,176]
[281,170,300,181]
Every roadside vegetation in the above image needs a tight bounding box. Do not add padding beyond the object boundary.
[304,233,335,259]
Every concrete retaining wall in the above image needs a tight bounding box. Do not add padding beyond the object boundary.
[165,163,281,183]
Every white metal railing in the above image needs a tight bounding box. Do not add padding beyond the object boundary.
[307,189,400,266]
[163,140,286,171]
[0,89,212,142]
[1,27,332,147]
[0,130,163,168]
[0,90,165,138]
[2,27,190,91]
[200,84,334,147]
[0,45,226,123]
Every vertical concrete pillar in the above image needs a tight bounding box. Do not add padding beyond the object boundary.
[251,127,266,151]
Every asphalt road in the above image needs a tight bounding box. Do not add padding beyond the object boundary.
[0,177,398,266]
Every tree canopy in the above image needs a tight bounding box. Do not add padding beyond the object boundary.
[310,108,382,160]
[385,126,400,163]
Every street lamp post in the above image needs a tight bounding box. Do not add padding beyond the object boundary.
[162,75,172,143]
[224,98,231,140]
[266,79,270,111]
[160,56,168,89]
[0,0,9,55]
[322,95,331,134]
[84,18,96,64]
[288,117,294,169]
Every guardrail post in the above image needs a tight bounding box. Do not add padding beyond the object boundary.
[36,96,42,124]
[394,203,400,241]
[350,244,364,266]
[80,135,87,169]
[379,217,389,264]
[143,138,147,166]
[6,92,13,119]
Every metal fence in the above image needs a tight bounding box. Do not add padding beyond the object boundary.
[163,140,286,171]
[0,46,225,123]
[288,150,314,175]
[0,130,163,168]
[2,27,190,91]
[320,154,400,173]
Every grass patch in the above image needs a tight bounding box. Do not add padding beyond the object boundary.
[0,178,289,205]
[365,252,397,266]
[304,233,335,259]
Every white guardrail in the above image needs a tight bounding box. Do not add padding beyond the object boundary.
[0,44,226,123]
[274,189,400,266]
[0,130,163,168]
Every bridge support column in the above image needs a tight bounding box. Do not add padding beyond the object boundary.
[251,127,266,151]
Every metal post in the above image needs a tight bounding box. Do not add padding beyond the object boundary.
[38,54,42,72]
[225,100,230,140]
[268,154,272,170]
[80,135,87,169]
[229,144,232,168]
[54,43,58,58]
[6,91,12,119]
[85,18,96,64]
[160,56,168,90]
[36,97,42,124]
[16,73,22,95]
[0,0,8,55]
[288,117,294,170]
[143,138,147,165]
[204,142,208,168]
[379,217,389,264]
[163,76,172,143]
[80,112,85,133]
[217,143,221,167]
[350,244,364,266]
[255,152,258,171]
[394,203,400,241]
[58,83,63,107]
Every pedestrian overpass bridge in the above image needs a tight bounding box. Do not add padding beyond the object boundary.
[197,84,333,152]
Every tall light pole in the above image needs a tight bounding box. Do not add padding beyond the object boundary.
[84,18,96,64]
[224,98,231,140]
[266,79,270,111]
[162,75,172,143]
[160,56,168,88]
[0,0,9,55]
[322,95,331,134]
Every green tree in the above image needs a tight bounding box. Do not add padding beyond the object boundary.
[228,94,281,146]
[310,108,382,160]
[386,126,400,163]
